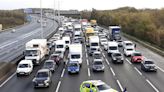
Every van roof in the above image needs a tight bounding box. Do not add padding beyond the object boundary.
[109,26,121,29]
[123,41,133,44]
[19,60,32,64]
[108,41,118,46]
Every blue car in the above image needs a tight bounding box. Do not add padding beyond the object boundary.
[67,61,80,74]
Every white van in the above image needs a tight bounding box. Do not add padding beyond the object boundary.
[55,40,65,53]
[16,60,33,76]
[69,44,83,66]
[89,36,100,50]
[107,41,119,55]
[122,41,135,49]
[62,36,71,49]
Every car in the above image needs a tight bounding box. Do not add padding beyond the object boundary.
[67,61,80,74]
[117,40,123,47]
[32,69,52,88]
[73,39,81,44]
[123,48,135,56]
[131,52,143,63]
[54,51,64,60]
[111,52,124,64]
[89,48,98,56]
[43,60,56,73]
[16,60,33,76]
[92,60,105,72]
[141,59,157,72]
[50,54,62,65]
[93,51,103,61]
[53,34,61,40]
[80,80,118,92]
[122,41,135,49]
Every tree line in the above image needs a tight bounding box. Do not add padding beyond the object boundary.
[81,7,164,49]
[0,9,26,29]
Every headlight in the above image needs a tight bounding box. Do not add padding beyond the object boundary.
[44,80,49,83]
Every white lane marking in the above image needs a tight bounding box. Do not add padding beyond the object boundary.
[61,68,65,78]
[126,58,132,65]
[86,54,88,58]
[116,80,124,92]
[85,48,87,52]
[0,72,16,87]
[110,67,116,76]
[0,40,18,49]
[88,68,90,77]
[87,59,89,66]
[156,66,164,73]
[102,53,105,57]
[55,81,61,92]
[134,67,142,76]
[105,59,110,65]
[146,79,159,92]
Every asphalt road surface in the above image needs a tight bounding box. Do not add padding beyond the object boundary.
[0,26,164,92]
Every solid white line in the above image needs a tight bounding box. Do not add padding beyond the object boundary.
[110,67,116,76]
[102,53,105,57]
[87,59,89,66]
[156,66,164,73]
[0,72,16,87]
[55,81,61,92]
[146,79,159,92]
[126,58,132,65]
[134,67,142,76]
[105,59,110,65]
[116,80,124,92]
[88,68,90,77]
[61,68,65,78]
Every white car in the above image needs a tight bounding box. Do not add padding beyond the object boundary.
[100,38,108,46]
[52,34,61,40]
[124,48,135,56]
[16,60,33,76]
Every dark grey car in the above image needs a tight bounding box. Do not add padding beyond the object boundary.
[111,52,124,64]
[141,60,157,72]
[43,60,56,73]
[32,69,52,88]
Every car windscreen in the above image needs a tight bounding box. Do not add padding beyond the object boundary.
[145,61,154,64]
[97,84,111,91]
[126,43,133,46]
[91,48,96,51]
[56,45,63,48]
[44,62,53,67]
[109,46,117,50]
[55,51,62,54]
[19,64,29,68]
[134,53,142,56]
[113,53,121,57]
[36,72,48,78]
[68,63,78,67]
[101,39,107,42]
[126,48,133,51]
[71,54,80,59]
[91,43,98,46]
[65,41,69,44]
[94,61,102,65]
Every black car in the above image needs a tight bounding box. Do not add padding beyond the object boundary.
[92,60,105,72]
[141,60,157,72]
[111,52,124,64]
[43,60,56,73]
[32,69,52,88]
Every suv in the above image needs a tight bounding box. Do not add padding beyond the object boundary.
[141,60,157,72]
[32,69,52,88]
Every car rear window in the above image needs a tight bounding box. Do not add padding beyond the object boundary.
[19,64,29,68]
[109,46,117,50]
[134,53,142,56]
[36,72,48,78]
[145,61,154,64]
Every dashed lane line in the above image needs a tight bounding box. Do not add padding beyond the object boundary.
[110,67,116,76]
[134,67,142,76]
[87,59,89,66]
[88,68,91,77]
[105,58,110,65]
[156,66,164,73]
[61,68,65,78]
[116,80,124,92]
[146,79,159,92]
[55,81,61,92]
[126,58,132,65]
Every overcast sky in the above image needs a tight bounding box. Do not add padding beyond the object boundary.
[0,0,164,10]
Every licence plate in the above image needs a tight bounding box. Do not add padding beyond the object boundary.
[38,84,44,86]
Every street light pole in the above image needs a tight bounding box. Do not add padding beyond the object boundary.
[40,0,43,39]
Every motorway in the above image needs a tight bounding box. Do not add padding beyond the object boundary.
[0,15,58,62]
[0,23,164,92]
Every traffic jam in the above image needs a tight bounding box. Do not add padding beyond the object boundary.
[15,17,159,92]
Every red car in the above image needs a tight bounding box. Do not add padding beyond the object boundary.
[50,54,62,65]
[131,52,143,63]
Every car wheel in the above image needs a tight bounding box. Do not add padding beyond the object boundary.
[16,73,20,77]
